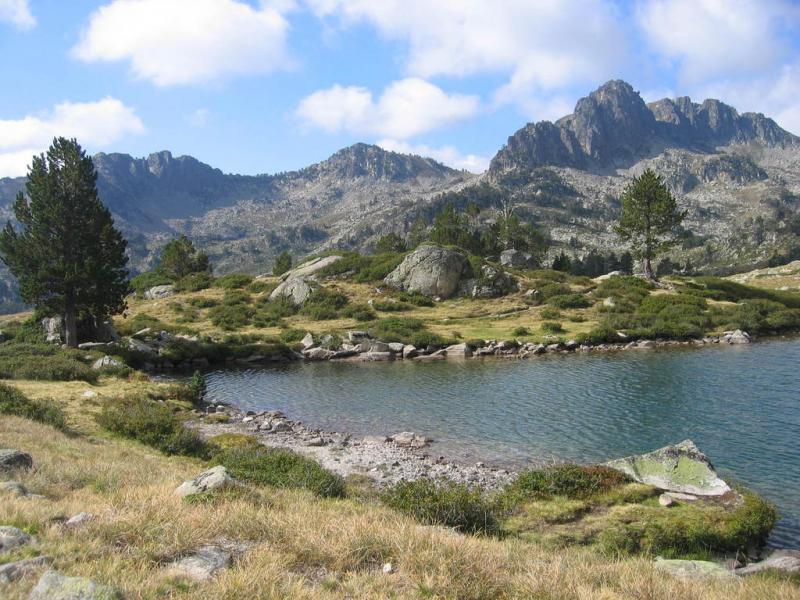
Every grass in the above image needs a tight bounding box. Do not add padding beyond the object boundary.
[212,446,346,498]
[500,465,632,505]
[0,382,68,432]
[0,379,796,599]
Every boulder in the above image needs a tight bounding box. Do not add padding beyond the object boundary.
[347,330,370,343]
[402,344,418,358]
[0,449,33,472]
[143,284,175,300]
[467,265,518,299]
[445,343,473,357]
[654,558,734,580]
[269,275,313,305]
[280,255,342,280]
[0,526,32,553]
[174,466,235,497]
[725,329,751,344]
[605,440,731,496]
[0,481,29,496]
[41,316,63,343]
[92,356,121,370]
[167,545,231,581]
[300,333,315,350]
[65,512,95,528]
[736,550,800,576]
[500,249,536,269]
[303,347,335,361]
[384,244,469,299]
[388,342,405,353]
[127,338,157,355]
[0,556,51,584]
[360,351,394,361]
[29,571,121,600]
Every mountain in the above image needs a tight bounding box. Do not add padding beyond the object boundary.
[1,80,799,312]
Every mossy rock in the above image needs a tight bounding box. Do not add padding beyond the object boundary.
[205,413,231,424]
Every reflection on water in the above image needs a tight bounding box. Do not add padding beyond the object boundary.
[206,338,800,547]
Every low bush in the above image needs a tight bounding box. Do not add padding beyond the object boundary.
[1,318,46,343]
[539,307,562,320]
[691,276,800,308]
[213,273,255,290]
[115,313,171,336]
[279,328,307,344]
[368,317,426,343]
[396,291,435,307]
[130,270,172,294]
[299,288,349,320]
[341,303,377,322]
[174,272,213,292]
[512,326,532,336]
[0,383,68,431]
[212,446,345,498]
[209,303,255,330]
[382,478,499,535]
[537,283,572,300]
[501,464,631,506]
[207,433,261,451]
[541,321,564,334]
[248,280,276,294]
[373,300,412,312]
[0,343,98,383]
[317,252,405,283]
[547,293,592,309]
[187,297,219,309]
[96,396,209,458]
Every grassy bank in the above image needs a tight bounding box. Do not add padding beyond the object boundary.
[1,377,798,598]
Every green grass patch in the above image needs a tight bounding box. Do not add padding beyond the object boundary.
[213,273,255,290]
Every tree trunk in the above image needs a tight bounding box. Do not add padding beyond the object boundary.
[64,305,78,348]
[643,257,655,280]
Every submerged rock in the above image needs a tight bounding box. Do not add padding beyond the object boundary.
[605,439,731,496]
[29,571,121,600]
[384,244,470,299]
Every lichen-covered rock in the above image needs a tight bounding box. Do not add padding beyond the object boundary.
[0,481,29,496]
[500,249,537,269]
[384,245,469,299]
[0,448,33,472]
[92,356,121,370]
[41,316,63,343]
[29,571,121,600]
[174,466,234,497]
[466,265,518,299]
[0,526,32,553]
[269,275,313,305]
[143,284,175,300]
[654,558,734,580]
[605,440,731,496]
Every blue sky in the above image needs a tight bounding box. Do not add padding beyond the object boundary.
[1,0,799,178]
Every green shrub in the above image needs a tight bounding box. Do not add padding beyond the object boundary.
[373,300,412,312]
[2,318,46,343]
[538,283,571,299]
[207,433,261,451]
[298,288,349,321]
[279,328,307,344]
[130,270,172,294]
[318,252,405,283]
[512,326,532,336]
[209,303,255,330]
[410,330,448,348]
[212,446,345,498]
[213,273,255,290]
[174,272,213,292]
[396,291,435,307]
[382,478,499,535]
[341,303,377,322]
[501,464,631,506]
[96,396,209,458]
[248,280,276,294]
[368,317,425,343]
[691,277,800,308]
[187,297,219,309]
[547,293,592,309]
[0,383,68,431]
[0,343,98,383]
[539,307,561,320]
[115,313,171,336]
[541,321,564,334]
[577,324,624,345]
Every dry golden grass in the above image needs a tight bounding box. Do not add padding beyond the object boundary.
[1,382,799,599]
[727,260,800,291]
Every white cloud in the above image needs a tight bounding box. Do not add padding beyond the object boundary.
[0,0,35,29]
[637,0,799,84]
[73,0,292,86]
[377,139,490,173]
[0,98,145,177]
[307,0,628,111]
[296,78,479,139]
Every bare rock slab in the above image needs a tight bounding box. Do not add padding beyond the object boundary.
[29,571,121,600]
[167,545,231,581]
[605,439,731,496]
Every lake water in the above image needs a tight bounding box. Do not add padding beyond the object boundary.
[205,338,800,548]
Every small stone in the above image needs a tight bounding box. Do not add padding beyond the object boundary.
[82,390,98,399]
[174,466,235,497]
[65,512,95,527]
[242,416,254,423]
[382,562,394,574]
[0,448,33,472]
[0,526,32,553]
[29,571,121,600]
[168,545,231,581]
[300,333,315,350]
[305,437,326,447]
[658,493,674,507]
[0,556,52,584]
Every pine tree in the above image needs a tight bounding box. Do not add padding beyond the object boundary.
[0,138,129,346]
[272,250,292,276]
[158,235,210,279]
[614,169,686,279]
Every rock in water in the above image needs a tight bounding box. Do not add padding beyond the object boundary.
[384,244,469,299]
[654,558,734,580]
[29,571,121,600]
[174,466,235,497]
[605,440,731,496]
[0,448,33,472]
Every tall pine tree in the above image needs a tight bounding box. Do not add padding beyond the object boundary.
[614,169,686,280]
[0,138,129,347]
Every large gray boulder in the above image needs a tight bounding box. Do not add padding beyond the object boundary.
[605,440,731,496]
[143,285,175,300]
[174,466,235,497]
[41,316,63,343]
[384,245,469,299]
[500,249,536,269]
[29,571,121,600]
[0,449,33,472]
[269,276,313,305]
[736,550,800,576]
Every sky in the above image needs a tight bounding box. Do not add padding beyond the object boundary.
[1,0,799,178]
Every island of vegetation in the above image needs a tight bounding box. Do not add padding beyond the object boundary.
[0,139,798,598]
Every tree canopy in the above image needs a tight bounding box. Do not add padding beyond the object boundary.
[272,250,292,276]
[0,137,129,346]
[614,169,686,279]
[158,235,210,279]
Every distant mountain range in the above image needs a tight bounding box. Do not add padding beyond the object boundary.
[1,79,799,311]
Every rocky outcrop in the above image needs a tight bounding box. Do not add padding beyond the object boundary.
[174,466,235,497]
[41,316,63,343]
[0,449,32,472]
[281,255,342,280]
[92,356,121,370]
[29,571,121,600]
[464,264,518,298]
[384,245,470,299]
[500,249,537,269]
[605,440,731,496]
[143,284,175,300]
[269,276,314,305]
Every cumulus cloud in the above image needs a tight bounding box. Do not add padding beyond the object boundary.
[73,0,292,86]
[295,78,479,139]
[0,98,145,177]
[637,0,799,84]
[0,0,35,29]
[377,139,490,173]
[307,0,628,113]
